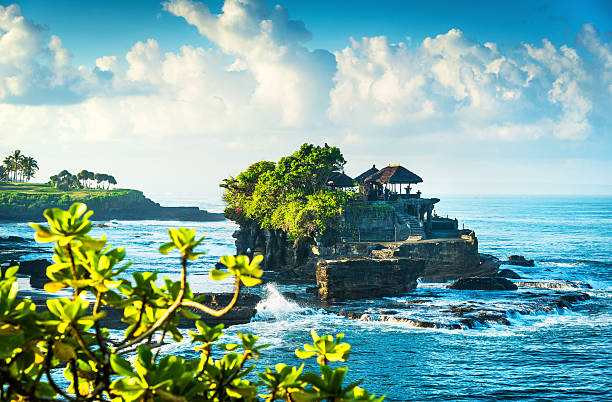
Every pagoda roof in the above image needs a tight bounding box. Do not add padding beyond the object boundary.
[354,165,379,183]
[364,165,423,185]
[327,171,355,188]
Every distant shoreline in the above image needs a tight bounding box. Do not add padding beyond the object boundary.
[0,182,225,222]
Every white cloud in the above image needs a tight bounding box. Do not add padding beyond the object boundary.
[0,4,90,103]
[328,27,612,141]
[1,0,611,148]
[162,0,336,126]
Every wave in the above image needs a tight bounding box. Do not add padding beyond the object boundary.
[253,283,314,321]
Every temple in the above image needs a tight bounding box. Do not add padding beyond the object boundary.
[328,163,458,242]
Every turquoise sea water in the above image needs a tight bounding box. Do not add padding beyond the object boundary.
[1,195,611,400]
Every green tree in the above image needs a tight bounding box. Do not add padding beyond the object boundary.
[107,175,117,189]
[0,203,383,401]
[221,143,355,242]
[0,165,7,181]
[12,150,23,182]
[77,170,89,188]
[1,157,13,181]
[94,173,103,189]
[22,156,39,182]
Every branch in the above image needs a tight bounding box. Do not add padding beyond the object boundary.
[66,244,80,300]
[115,255,189,353]
[180,277,241,317]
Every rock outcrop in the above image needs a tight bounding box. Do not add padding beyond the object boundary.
[394,233,497,282]
[233,221,315,276]
[29,293,260,329]
[497,269,521,279]
[504,255,535,267]
[338,291,590,330]
[18,259,51,277]
[447,277,518,290]
[316,257,424,301]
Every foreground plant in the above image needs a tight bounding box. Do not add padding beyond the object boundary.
[0,203,383,401]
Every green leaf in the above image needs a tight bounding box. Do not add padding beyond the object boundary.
[159,242,175,255]
[4,265,18,278]
[111,355,136,377]
[295,349,317,359]
[209,269,231,281]
[240,276,262,287]
[44,281,67,293]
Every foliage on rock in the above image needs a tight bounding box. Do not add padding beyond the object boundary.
[221,144,358,241]
[0,203,382,401]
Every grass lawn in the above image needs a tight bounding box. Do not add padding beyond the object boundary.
[0,182,127,198]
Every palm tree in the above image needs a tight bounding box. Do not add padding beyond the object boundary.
[0,165,7,181]
[10,150,23,182]
[22,157,38,182]
[3,156,15,182]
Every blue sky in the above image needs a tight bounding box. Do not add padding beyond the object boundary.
[1,0,611,197]
[12,0,612,65]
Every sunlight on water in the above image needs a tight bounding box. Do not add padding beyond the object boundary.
[2,196,611,400]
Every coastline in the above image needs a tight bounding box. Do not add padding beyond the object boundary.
[0,183,225,222]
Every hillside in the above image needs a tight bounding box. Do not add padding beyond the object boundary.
[0,182,224,222]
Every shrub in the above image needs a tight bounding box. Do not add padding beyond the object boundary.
[221,144,359,242]
[0,203,383,401]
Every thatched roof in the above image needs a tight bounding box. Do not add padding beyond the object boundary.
[327,171,355,188]
[354,165,379,183]
[364,165,423,185]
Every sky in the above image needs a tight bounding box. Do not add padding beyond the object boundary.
[1,0,611,201]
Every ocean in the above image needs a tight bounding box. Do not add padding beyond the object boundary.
[2,195,611,400]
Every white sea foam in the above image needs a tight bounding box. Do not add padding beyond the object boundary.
[254,283,311,321]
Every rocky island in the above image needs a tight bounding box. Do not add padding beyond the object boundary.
[222,144,508,302]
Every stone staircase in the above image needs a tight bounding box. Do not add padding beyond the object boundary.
[392,206,425,240]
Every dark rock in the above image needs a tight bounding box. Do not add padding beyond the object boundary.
[447,277,518,291]
[504,255,535,267]
[394,235,500,282]
[497,269,521,279]
[400,299,430,305]
[31,292,260,329]
[18,259,51,276]
[30,273,49,289]
[338,311,364,320]
[316,257,424,301]
[283,292,297,300]
[305,286,318,294]
[0,236,29,243]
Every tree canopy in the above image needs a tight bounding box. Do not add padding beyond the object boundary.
[221,144,356,241]
[1,150,38,182]
[50,170,117,191]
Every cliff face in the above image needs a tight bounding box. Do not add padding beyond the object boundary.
[233,221,315,275]
[316,257,424,301]
[394,233,489,282]
[0,190,224,222]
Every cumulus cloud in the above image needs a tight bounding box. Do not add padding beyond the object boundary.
[329,26,612,141]
[0,4,97,104]
[1,0,611,146]
[162,0,336,126]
